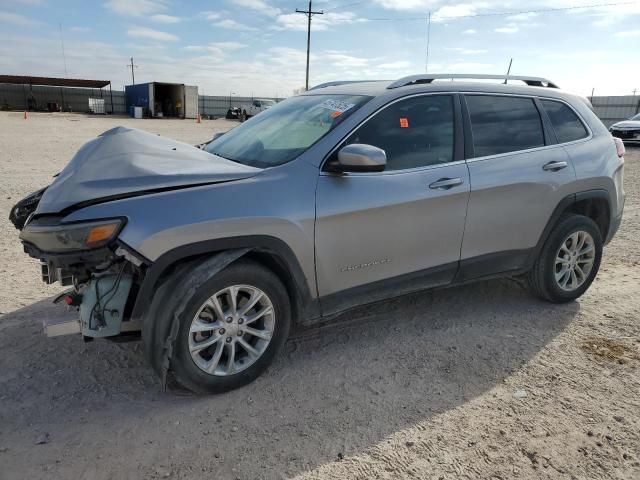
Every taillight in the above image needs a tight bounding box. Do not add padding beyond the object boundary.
[613,136,625,158]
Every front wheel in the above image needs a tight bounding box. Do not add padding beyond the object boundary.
[165,260,291,393]
[528,214,603,303]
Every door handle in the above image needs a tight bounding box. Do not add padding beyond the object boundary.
[429,177,463,190]
[542,161,568,172]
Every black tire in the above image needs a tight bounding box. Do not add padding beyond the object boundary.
[528,214,603,303]
[151,259,291,394]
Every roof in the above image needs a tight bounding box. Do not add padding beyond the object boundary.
[0,75,110,88]
[305,75,575,102]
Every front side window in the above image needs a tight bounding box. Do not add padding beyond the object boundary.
[205,94,371,168]
[540,99,588,143]
[344,95,455,171]
[466,95,545,157]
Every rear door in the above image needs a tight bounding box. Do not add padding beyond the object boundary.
[315,94,470,314]
[459,93,576,279]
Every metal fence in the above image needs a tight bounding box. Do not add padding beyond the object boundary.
[0,83,281,117]
[0,83,125,113]
[2,83,638,125]
[590,95,640,127]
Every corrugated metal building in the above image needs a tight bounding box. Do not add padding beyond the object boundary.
[0,75,114,113]
[590,95,640,127]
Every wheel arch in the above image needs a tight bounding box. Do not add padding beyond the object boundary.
[529,189,612,268]
[131,236,320,328]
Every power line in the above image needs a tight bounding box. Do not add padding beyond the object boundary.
[359,1,635,21]
[296,1,324,91]
[322,0,368,12]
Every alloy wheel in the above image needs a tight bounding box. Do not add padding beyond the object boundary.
[554,230,596,291]
[188,285,275,376]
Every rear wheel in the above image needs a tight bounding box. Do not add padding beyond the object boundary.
[528,214,602,303]
[162,260,291,393]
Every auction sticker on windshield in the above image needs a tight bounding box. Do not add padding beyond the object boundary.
[318,99,355,114]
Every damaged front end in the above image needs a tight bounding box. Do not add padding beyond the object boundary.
[17,212,146,340]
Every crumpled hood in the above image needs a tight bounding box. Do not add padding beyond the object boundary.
[611,120,640,129]
[36,126,261,214]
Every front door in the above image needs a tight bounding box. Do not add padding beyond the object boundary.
[314,94,470,315]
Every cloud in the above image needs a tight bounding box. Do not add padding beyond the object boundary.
[127,26,178,42]
[0,11,39,27]
[104,0,169,16]
[377,60,413,70]
[507,12,538,22]
[150,14,181,24]
[445,62,493,71]
[372,0,441,10]
[231,0,280,17]
[200,11,224,21]
[615,30,640,37]
[462,29,476,34]
[494,25,518,33]
[433,4,478,22]
[445,47,487,55]
[325,53,369,68]
[3,0,45,4]
[214,19,257,31]
[275,11,362,31]
[209,41,247,51]
[187,41,248,57]
[69,26,91,32]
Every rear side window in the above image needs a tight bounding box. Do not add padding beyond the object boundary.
[540,99,588,143]
[345,95,454,170]
[466,95,545,157]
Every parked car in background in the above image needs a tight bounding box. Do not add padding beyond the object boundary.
[11,74,625,394]
[239,98,276,121]
[610,113,640,142]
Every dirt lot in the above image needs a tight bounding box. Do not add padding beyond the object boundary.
[0,111,638,480]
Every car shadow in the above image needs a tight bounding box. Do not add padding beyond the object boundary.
[0,277,578,479]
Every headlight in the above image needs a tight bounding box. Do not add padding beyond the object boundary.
[19,219,124,252]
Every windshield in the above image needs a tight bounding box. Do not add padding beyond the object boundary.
[205,94,371,168]
[261,99,276,106]
[630,113,640,121]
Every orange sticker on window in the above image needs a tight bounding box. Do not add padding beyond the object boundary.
[330,111,343,119]
[400,117,409,128]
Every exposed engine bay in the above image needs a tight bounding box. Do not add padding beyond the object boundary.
[12,189,145,339]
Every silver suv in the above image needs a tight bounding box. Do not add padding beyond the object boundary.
[12,74,626,393]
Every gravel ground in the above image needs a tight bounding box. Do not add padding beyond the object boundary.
[0,111,638,480]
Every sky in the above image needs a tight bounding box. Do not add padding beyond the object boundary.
[0,0,639,97]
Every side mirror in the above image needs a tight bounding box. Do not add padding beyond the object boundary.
[335,144,386,173]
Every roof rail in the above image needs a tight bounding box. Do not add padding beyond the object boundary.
[387,74,559,89]
[308,80,386,91]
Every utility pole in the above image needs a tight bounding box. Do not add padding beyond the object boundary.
[59,24,69,78]
[296,1,323,91]
[425,11,431,73]
[127,57,138,85]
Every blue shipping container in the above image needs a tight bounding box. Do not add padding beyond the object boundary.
[125,83,150,117]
